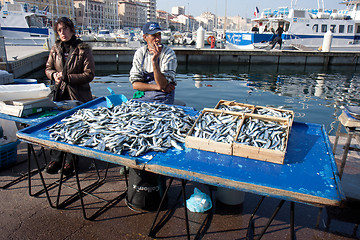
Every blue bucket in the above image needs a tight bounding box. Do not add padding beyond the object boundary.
[13,79,38,84]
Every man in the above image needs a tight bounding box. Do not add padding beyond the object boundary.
[251,24,259,33]
[270,24,284,49]
[129,22,177,104]
[126,22,177,212]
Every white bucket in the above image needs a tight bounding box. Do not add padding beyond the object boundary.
[216,187,245,205]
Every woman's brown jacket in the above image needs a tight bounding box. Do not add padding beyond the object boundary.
[45,39,95,103]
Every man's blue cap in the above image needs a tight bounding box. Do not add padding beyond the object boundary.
[143,22,162,35]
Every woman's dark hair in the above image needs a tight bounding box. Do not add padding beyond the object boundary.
[54,17,75,34]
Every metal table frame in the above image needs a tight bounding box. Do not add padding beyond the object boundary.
[0,110,61,190]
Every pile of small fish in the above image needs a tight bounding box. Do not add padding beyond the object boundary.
[236,118,288,151]
[191,112,242,144]
[218,104,253,113]
[46,100,196,157]
[254,108,293,119]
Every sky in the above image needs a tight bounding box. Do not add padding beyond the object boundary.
[156,0,343,18]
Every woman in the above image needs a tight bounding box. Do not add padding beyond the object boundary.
[45,17,95,175]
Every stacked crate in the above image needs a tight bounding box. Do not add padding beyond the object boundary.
[186,100,294,164]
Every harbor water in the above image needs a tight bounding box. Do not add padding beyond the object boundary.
[30,63,359,135]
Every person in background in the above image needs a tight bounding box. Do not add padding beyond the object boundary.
[129,22,177,104]
[270,24,284,49]
[45,17,95,175]
[251,24,259,33]
[263,25,268,32]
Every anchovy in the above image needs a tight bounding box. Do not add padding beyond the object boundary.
[235,117,288,151]
[46,100,196,157]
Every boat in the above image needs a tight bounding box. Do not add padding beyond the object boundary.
[96,29,115,42]
[113,29,129,43]
[204,31,216,45]
[183,31,195,45]
[80,29,96,42]
[226,0,360,51]
[0,2,55,47]
[161,29,173,44]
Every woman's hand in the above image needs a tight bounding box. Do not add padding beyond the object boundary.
[54,72,63,84]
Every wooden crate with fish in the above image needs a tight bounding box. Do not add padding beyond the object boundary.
[233,113,291,164]
[214,100,255,114]
[253,105,294,126]
[185,108,244,155]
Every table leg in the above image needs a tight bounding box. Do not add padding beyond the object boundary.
[339,129,354,179]
[27,144,55,208]
[246,196,266,239]
[148,177,174,237]
[290,202,295,240]
[181,179,190,240]
[257,200,285,239]
[332,122,342,155]
[72,159,126,221]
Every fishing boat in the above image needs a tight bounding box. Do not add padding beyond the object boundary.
[95,29,115,42]
[80,29,96,42]
[0,2,55,47]
[226,0,360,51]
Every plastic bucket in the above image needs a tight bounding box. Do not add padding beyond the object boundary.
[216,187,245,205]
[126,168,167,212]
[13,79,38,84]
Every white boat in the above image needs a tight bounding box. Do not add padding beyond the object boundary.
[113,29,129,43]
[161,30,173,44]
[80,29,96,42]
[226,0,360,51]
[183,31,195,45]
[96,29,115,42]
[0,2,55,47]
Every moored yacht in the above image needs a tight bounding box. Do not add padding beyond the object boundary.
[226,0,360,51]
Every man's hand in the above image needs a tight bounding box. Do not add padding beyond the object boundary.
[149,42,162,61]
[162,83,175,93]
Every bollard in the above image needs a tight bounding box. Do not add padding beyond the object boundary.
[322,30,333,52]
[196,26,205,49]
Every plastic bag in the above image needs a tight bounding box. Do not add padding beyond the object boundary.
[186,188,212,213]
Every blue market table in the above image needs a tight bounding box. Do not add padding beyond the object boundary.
[16,97,345,239]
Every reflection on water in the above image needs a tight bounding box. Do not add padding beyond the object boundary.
[90,65,360,135]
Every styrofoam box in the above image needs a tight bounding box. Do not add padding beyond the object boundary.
[0,83,51,101]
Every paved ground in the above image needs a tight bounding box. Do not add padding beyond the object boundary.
[0,135,359,240]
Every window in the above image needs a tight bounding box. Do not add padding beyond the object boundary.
[321,24,327,33]
[312,24,318,32]
[348,25,353,33]
[357,25,360,33]
[339,25,344,33]
[330,25,336,33]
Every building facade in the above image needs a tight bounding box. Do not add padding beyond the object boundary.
[138,0,155,22]
[171,6,184,16]
[118,0,146,28]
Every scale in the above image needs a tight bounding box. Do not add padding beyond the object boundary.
[0,97,56,117]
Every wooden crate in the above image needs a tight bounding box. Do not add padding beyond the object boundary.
[214,100,255,114]
[253,105,294,126]
[185,108,244,155]
[233,114,290,164]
